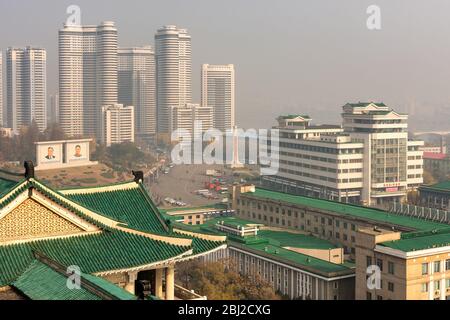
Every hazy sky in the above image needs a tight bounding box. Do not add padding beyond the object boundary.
[1,0,450,130]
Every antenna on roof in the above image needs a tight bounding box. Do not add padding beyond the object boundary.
[24,161,35,180]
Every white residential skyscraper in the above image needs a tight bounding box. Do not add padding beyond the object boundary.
[6,47,47,132]
[155,25,192,136]
[201,64,235,131]
[0,52,3,127]
[59,21,118,137]
[118,46,156,141]
[101,104,135,147]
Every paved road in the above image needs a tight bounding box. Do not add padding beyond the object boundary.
[149,164,228,208]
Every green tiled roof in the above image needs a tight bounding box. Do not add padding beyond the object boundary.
[278,114,311,120]
[0,177,18,196]
[249,188,448,232]
[0,230,190,286]
[257,230,337,250]
[12,260,101,300]
[12,260,136,300]
[64,185,168,234]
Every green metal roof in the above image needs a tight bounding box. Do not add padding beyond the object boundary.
[235,242,350,274]
[420,181,450,193]
[249,189,448,232]
[380,230,450,252]
[257,230,337,250]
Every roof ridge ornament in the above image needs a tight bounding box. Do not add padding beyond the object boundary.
[24,161,35,180]
[132,170,144,183]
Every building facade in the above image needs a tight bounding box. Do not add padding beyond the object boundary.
[201,64,235,131]
[169,103,213,135]
[59,21,118,137]
[264,103,424,206]
[231,184,450,300]
[118,47,156,142]
[155,25,192,137]
[419,181,450,211]
[6,47,47,132]
[0,52,3,127]
[101,104,135,146]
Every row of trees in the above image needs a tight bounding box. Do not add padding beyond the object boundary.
[176,259,282,300]
[0,122,155,171]
[0,122,66,163]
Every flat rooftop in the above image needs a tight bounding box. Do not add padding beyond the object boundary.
[246,188,448,232]
[171,216,352,276]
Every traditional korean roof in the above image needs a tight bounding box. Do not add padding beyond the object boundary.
[12,258,136,300]
[0,169,227,299]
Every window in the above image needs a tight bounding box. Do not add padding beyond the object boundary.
[376,259,383,271]
[366,256,372,267]
[434,261,441,273]
[388,262,394,275]
[421,283,428,292]
[366,292,372,300]
[422,263,428,275]
[447,259,450,271]
[336,220,340,227]
[388,282,394,292]
[446,279,450,288]
[377,295,383,300]
[434,280,440,290]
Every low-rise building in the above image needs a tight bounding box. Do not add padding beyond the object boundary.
[170,215,355,300]
[230,184,450,300]
[419,181,450,210]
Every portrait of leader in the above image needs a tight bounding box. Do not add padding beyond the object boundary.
[74,145,83,158]
[45,147,56,160]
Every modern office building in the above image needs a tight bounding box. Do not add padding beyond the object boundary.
[101,104,135,146]
[263,102,424,207]
[6,47,47,132]
[59,21,118,137]
[230,184,450,300]
[169,103,213,135]
[118,47,156,142]
[155,25,192,138]
[201,64,235,131]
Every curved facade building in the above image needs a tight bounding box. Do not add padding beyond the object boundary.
[59,21,118,138]
[155,25,191,135]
